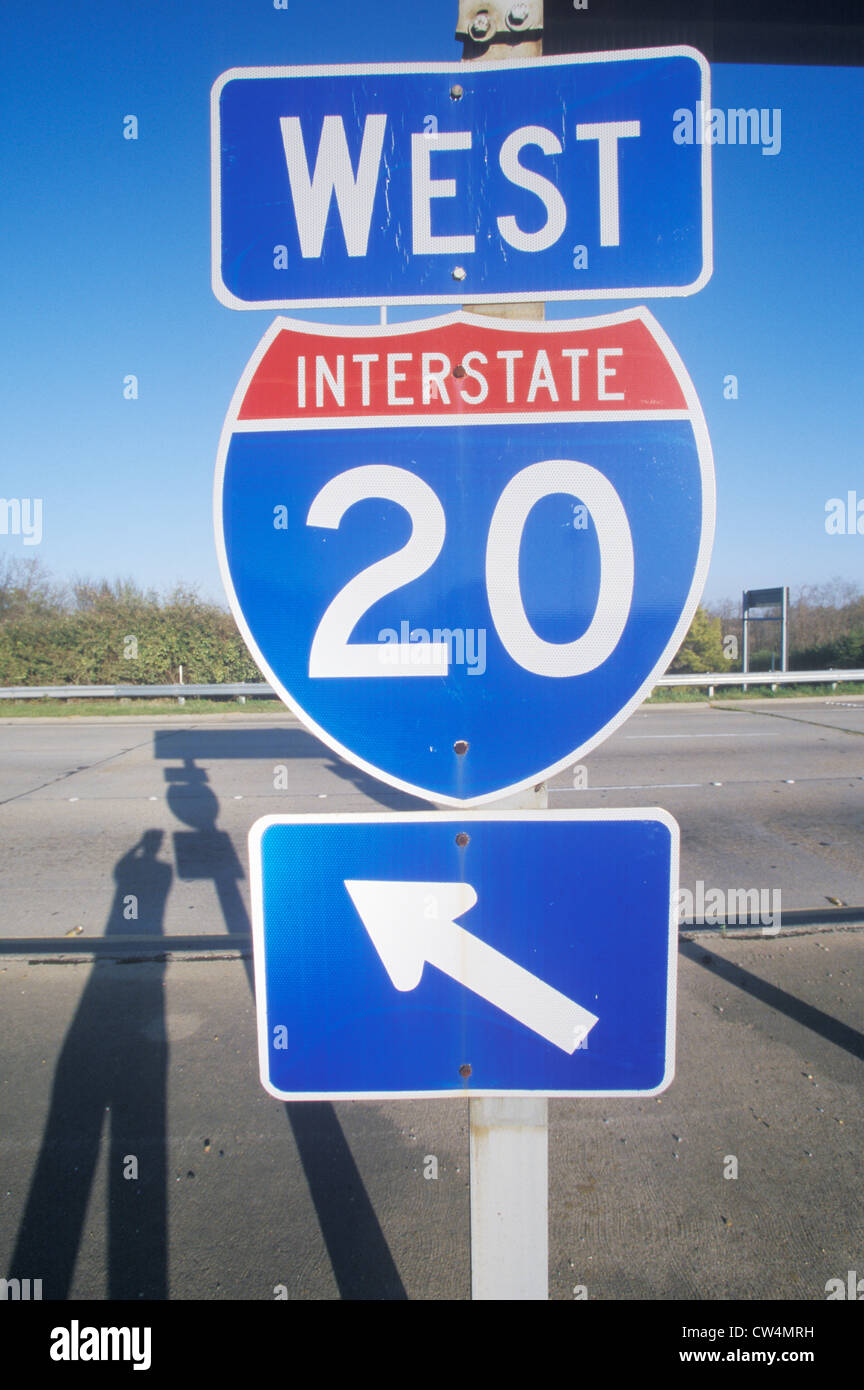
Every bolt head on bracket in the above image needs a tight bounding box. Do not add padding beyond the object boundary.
[455,1,543,45]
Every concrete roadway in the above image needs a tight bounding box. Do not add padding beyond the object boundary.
[0,697,862,938]
[0,699,862,1299]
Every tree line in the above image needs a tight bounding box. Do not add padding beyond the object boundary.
[0,557,259,686]
[705,580,864,672]
[0,557,861,685]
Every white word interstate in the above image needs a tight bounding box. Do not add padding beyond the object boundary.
[294,343,627,410]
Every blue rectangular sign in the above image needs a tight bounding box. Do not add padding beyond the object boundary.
[249,810,678,1099]
[212,51,711,309]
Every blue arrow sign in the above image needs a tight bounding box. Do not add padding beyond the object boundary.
[215,308,714,806]
[211,50,711,308]
[249,810,678,1099]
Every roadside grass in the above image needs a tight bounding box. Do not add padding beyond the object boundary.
[0,698,286,717]
[647,682,864,703]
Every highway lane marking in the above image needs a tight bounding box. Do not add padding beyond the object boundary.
[554,782,703,790]
[553,776,863,790]
[624,732,781,740]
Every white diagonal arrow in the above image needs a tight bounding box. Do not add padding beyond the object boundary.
[344,879,598,1054]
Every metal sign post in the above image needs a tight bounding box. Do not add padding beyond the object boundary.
[469,1095,549,1298]
[459,0,550,1300]
[742,586,789,675]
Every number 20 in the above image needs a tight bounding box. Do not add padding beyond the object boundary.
[306,460,634,679]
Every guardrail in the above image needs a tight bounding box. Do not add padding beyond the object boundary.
[659,668,864,695]
[0,683,273,700]
[0,671,862,701]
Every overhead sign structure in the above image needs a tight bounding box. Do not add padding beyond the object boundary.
[215,308,714,806]
[211,49,711,308]
[249,810,679,1099]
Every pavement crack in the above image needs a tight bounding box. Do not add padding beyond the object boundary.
[712,704,864,738]
[0,733,160,807]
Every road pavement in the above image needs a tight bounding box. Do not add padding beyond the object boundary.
[0,700,861,1300]
[0,699,862,941]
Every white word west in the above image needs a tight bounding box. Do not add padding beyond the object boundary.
[280,116,640,260]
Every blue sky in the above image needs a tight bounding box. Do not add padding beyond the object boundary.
[1,0,862,606]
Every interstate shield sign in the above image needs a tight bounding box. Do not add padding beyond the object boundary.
[215,309,714,805]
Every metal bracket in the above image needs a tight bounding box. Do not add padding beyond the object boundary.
[455,2,543,46]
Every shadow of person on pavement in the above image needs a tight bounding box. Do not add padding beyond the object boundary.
[161,741,407,1299]
[10,829,172,1299]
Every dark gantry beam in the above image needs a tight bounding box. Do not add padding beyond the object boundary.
[543,0,864,66]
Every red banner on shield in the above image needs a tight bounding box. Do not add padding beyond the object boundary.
[237,310,688,423]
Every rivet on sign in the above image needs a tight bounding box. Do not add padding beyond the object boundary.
[459,1063,472,1078]
[455,832,470,848]
[453,364,466,378]
[454,740,469,755]
[452,266,467,281]
[449,84,464,101]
